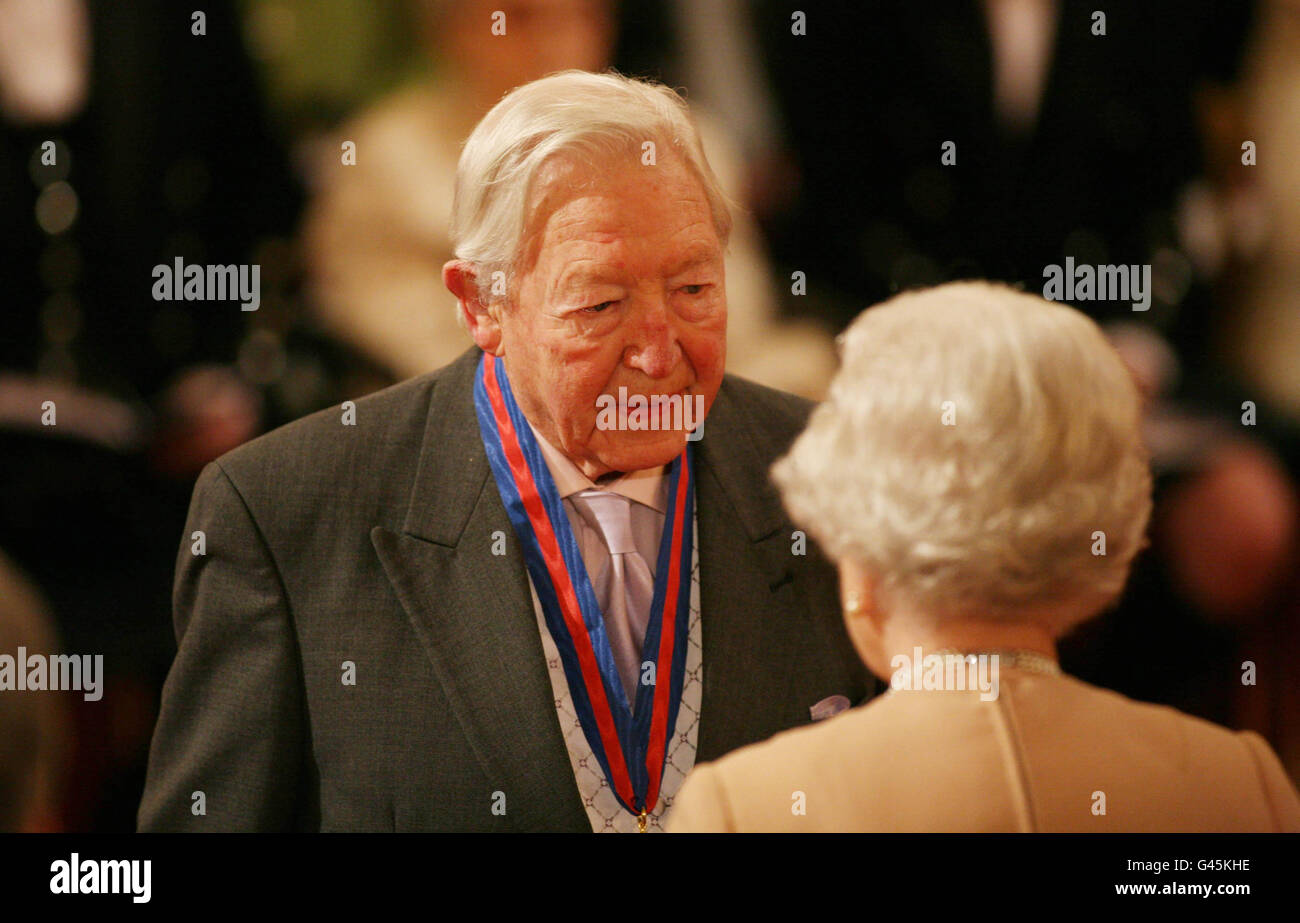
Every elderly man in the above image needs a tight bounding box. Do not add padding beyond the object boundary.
[136,71,871,832]
[667,282,1300,832]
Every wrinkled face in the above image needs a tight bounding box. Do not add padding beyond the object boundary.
[497,154,727,478]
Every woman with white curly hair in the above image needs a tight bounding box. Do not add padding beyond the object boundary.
[668,281,1300,832]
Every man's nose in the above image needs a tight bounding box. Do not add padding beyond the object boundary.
[623,299,682,379]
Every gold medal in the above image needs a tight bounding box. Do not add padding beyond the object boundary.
[637,810,648,833]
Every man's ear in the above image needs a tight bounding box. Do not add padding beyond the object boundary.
[443,260,504,355]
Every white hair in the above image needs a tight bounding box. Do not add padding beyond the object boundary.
[771,281,1153,637]
[449,69,733,302]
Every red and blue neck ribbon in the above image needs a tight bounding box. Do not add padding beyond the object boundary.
[473,352,694,820]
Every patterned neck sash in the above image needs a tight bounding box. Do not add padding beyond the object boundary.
[473,353,694,827]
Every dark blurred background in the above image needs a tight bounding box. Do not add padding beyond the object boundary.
[3,0,1299,831]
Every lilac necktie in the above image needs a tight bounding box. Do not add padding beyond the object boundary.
[570,489,656,706]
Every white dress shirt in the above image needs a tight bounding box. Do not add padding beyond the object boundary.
[529,425,669,581]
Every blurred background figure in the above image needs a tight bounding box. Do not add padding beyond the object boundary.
[1,0,300,829]
[1203,0,1300,424]
[298,0,837,397]
[1213,0,1300,775]
[0,551,70,832]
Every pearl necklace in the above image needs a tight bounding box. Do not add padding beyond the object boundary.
[932,649,1061,676]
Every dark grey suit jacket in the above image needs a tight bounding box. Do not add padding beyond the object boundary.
[137,347,873,831]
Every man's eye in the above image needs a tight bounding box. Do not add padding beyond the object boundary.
[680,284,708,295]
[583,301,614,314]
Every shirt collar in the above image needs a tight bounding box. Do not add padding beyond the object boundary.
[527,420,668,514]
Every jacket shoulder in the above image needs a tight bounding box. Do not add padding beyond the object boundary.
[718,373,816,430]
[713,373,817,464]
[213,348,480,493]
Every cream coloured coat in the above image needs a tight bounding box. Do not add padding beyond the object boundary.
[667,668,1300,832]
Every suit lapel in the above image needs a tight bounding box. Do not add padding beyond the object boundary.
[370,348,589,831]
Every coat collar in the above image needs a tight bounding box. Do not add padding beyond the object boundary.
[393,348,788,546]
